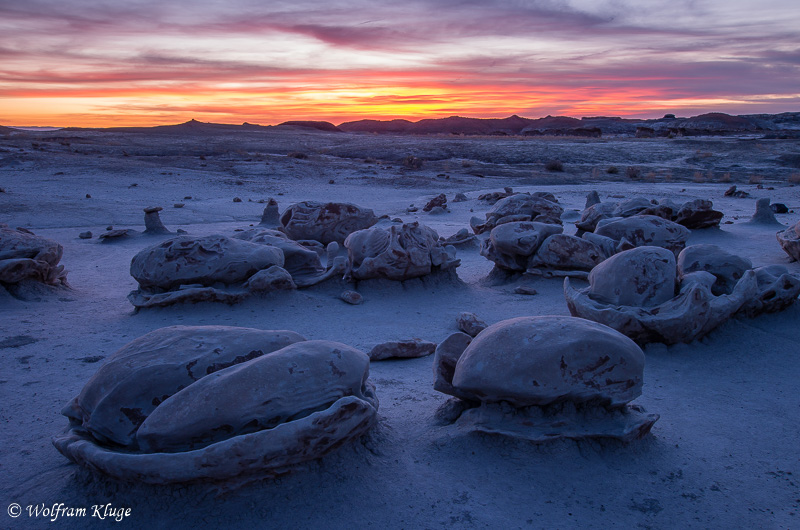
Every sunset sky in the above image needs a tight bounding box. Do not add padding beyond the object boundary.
[1,0,798,127]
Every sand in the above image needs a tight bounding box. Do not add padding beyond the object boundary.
[1,128,799,528]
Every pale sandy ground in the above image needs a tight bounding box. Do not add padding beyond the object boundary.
[1,129,799,529]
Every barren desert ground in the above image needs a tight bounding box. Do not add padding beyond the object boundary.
[2,127,800,529]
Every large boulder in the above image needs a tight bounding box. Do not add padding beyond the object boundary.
[54,327,379,483]
[280,201,377,244]
[344,222,459,281]
[433,316,658,442]
[0,225,68,288]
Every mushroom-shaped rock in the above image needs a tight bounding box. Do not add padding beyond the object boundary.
[748,198,782,226]
[433,316,657,442]
[279,201,377,245]
[777,221,800,261]
[565,246,758,344]
[0,225,69,289]
[53,328,378,483]
[259,198,281,226]
[344,222,459,281]
[143,206,171,235]
[595,215,690,254]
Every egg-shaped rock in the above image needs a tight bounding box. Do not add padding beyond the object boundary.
[450,316,644,408]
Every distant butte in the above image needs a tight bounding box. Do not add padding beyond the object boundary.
[4,111,800,138]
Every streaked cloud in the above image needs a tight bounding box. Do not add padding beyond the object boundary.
[1,0,798,126]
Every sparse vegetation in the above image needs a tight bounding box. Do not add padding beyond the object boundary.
[545,159,564,172]
[626,166,641,180]
[788,173,800,184]
[287,151,308,159]
[720,172,732,183]
[606,166,619,174]
[403,156,423,169]
[748,174,764,184]
[693,172,705,183]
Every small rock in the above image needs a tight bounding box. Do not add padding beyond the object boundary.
[407,206,418,213]
[329,179,335,184]
[453,192,469,202]
[174,203,185,208]
[772,203,789,214]
[514,286,538,295]
[244,266,296,292]
[457,312,487,337]
[428,206,447,215]
[724,185,750,198]
[106,226,113,230]
[423,193,447,212]
[177,228,188,234]
[78,231,92,239]
[233,197,242,203]
[339,290,363,305]
[143,206,163,214]
[85,193,91,198]
[368,339,436,361]
[184,196,192,200]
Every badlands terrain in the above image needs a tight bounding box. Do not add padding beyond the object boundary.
[1,124,800,528]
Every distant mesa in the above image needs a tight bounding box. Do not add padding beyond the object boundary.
[4,111,800,138]
[277,120,342,132]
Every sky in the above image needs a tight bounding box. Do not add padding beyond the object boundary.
[1,0,798,127]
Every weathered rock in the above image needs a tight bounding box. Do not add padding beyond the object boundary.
[595,215,690,254]
[234,229,345,287]
[243,266,296,292]
[748,198,782,225]
[98,229,134,242]
[472,193,563,234]
[368,339,436,360]
[456,312,487,337]
[259,198,280,226]
[423,193,447,212]
[428,206,447,215]
[78,231,92,240]
[433,316,657,442]
[54,329,378,483]
[588,247,677,307]
[280,201,377,244]
[143,206,171,235]
[480,222,563,271]
[565,246,758,344]
[452,192,469,203]
[528,234,609,273]
[339,290,363,305]
[677,244,752,295]
[724,185,750,198]
[674,199,724,229]
[574,202,616,233]
[344,222,459,281]
[771,203,789,214]
[130,235,284,291]
[441,228,477,247]
[777,221,800,261]
[585,190,600,209]
[0,225,68,287]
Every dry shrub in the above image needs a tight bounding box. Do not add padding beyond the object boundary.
[626,166,641,180]
[403,156,423,169]
[720,172,732,183]
[545,159,564,172]
[788,173,800,184]
[644,172,657,183]
[748,174,764,184]
[693,171,705,183]
[664,171,673,183]
[607,166,619,174]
